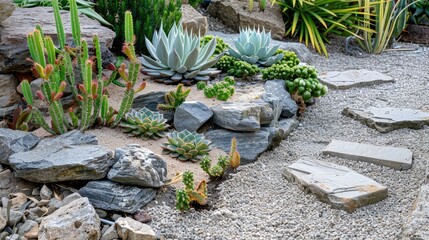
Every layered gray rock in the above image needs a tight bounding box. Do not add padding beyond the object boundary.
[205,129,270,162]
[108,144,167,188]
[182,4,208,36]
[132,90,173,122]
[0,74,20,117]
[319,69,394,90]
[211,101,273,131]
[39,197,101,240]
[283,158,388,213]
[0,0,15,23]
[174,101,213,132]
[343,107,429,133]
[0,169,37,199]
[78,180,156,214]
[263,118,299,149]
[0,128,40,165]
[263,80,298,118]
[323,140,413,170]
[115,217,157,240]
[0,7,115,73]
[402,184,429,239]
[9,130,114,183]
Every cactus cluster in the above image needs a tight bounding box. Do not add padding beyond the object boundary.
[275,49,300,67]
[227,61,260,79]
[200,137,241,178]
[214,55,237,72]
[198,76,236,101]
[176,170,207,211]
[120,108,168,139]
[158,84,190,111]
[200,35,229,56]
[161,129,211,162]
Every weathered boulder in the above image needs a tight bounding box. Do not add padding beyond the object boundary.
[207,0,285,39]
[0,74,20,117]
[132,90,174,122]
[38,197,101,240]
[0,0,15,23]
[108,144,167,188]
[262,117,299,149]
[115,217,157,240]
[319,69,394,90]
[174,101,213,132]
[182,4,208,36]
[0,7,115,73]
[79,180,156,214]
[0,128,40,165]
[402,184,429,239]
[263,80,298,118]
[0,169,37,199]
[8,130,114,183]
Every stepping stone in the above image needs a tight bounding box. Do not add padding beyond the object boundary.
[343,107,429,133]
[283,157,388,213]
[322,140,412,170]
[402,184,429,239]
[319,69,394,89]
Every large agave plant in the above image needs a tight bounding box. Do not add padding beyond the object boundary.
[140,23,223,84]
[228,28,283,67]
[120,108,168,139]
[161,129,211,162]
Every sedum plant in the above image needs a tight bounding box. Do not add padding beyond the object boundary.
[158,84,190,111]
[199,76,236,101]
[214,55,237,72]
[161,129,211,162]
[275,49,300,67]
[227,61,260,79]
[200,35,229,56]
[141,23,223,84]
[120,108,168,139]
[228,27,283,67]
[176,170,207,212]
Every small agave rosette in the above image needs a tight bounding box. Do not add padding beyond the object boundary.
[161,129,212,162]
[120,108,169,139]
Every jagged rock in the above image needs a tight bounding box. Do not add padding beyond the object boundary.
[115,217,156,240]
[0,0,15,23]
[131,90,173,122]
[100,225,118,240]
[283,157,388,213]
[182,4,208,35]
[0,169,36,199]
[205,129,270,162]
[108,144,167,188]
[174,101,213,132]
[277,117,299,137]
[262,118,299,149]
[263,80,298,118]
[40,185,53,200]
[211,101,273,131]
[319,69,394,90]
[0,74,20,117]
[0,212,5,232]
[38,197,100,240]
[79,180,156,214]
[343,107,429,133]
[17,220,38,237]
[402,184,429,239]
[323,140,413,170]
[1,208,23,226]
[8,130,114,183]
[0,7,115,73]
[62,193,82,206]
[207,0,285,39]
[0,128,40,165]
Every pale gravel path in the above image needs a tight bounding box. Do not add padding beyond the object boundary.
[145,41,429,239]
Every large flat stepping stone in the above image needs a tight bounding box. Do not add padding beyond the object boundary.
[402,184,429,239]
[343,107,429,133]
[323,140,412,170]
[319,69,393,89]
[283,157,388,213]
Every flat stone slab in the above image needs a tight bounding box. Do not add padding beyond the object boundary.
[283,157,388,212]
[402,184,429,239]
[343,107,429,133]
[319,69,394,90]
[323,140,412,170]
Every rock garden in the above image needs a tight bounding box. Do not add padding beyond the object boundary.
[0,0,428,239]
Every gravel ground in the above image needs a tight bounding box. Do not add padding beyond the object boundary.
[144,37,429,239]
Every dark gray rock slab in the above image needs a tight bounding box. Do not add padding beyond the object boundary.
[283,157,388,213]
[78,180,156,214]
[277,117,299,137]
[0,128,40,165]
[263,80,298,118]
[263,117,299,149]
[9,130,114,183]
[205,129,270,162]
[174,101,213,132]
[0,74,20,117]
[108,144,167,188]
[132,90,173,122]
[343,107,429,133]
[319,69,394,90]
[323,140,413,170]
[402,184,429,239]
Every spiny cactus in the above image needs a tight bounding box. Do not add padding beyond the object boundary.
[176,189,190,211]
[158,84,190,111]
[161,130,211,162]
[200,137,240,177]
[120,108,168,139]
[175,170,208,212]
[229,137,241,171]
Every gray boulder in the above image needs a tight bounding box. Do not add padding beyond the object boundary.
[263,80,298,118]
[0,0,15,23]
[181,4,208,36]
[262,118,299,149]
[115,217,156,240]
[174,101,213,132]
[79,180,156,214]
[108,144,167,188]
[0,74,20,117]
[8,130,114,183]
[0,128,40,165]
[132,90,173,122]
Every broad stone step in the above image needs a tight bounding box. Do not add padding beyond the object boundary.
[343,107,429,133]
[402,184,429,239]
[283,157,388,213]
[319,69,393,90]
[322,140,412,170]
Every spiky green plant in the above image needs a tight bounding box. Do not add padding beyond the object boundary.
[200,35,229,56]
[200,155,230,178]
[161,130,211,162]
[141,23,223,84]
[228,28,283,66]
[158,84,191,111]
[175,170,208,212]
[120,108,168,139]
[176,189,190,211]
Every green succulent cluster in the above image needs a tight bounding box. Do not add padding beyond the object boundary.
[214,55,237,72]
[120,108,168,139]
[198,76,236,101]
[176,170,208,211]
[285,77,328,102]
[200,35,229,56]
[200,155,230,178]
[227,61,260,79]
[275,49,300,67]
[262,64,317,80]
[161,130,211,162]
